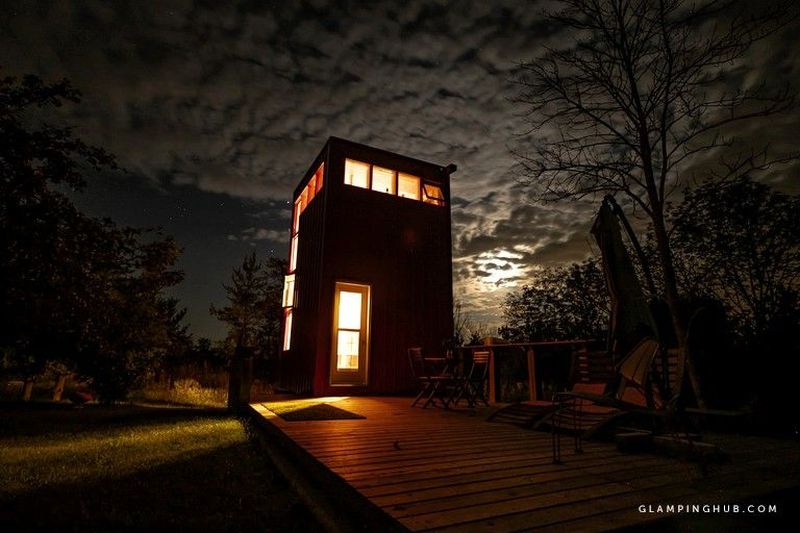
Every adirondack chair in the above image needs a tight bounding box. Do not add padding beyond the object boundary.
[487,345,614,427]
[543,338,674,461]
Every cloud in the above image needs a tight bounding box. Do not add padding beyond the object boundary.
[227,227,288,244]
[2,0,798,334]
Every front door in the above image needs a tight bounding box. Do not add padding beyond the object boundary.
[330,282,370,386]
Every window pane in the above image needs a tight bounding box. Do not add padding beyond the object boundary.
[336,331,359,370]
[307,176,316,203]
[371,166,396,195]
[423,183,445,206]
[337,291,362,329]
[299,187,308,212]
[344,159,369,189]
[398,173,421,200]
[283,309,293,351]
[282,274,295,308]
[292,201,301,234]
[289,235,298,272]
[315,163,324,192]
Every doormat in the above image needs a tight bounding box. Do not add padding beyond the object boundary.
[263,400,365,421]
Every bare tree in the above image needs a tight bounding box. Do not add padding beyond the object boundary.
[514,0,797,407]
[453,300,487,347]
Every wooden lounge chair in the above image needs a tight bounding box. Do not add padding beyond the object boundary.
[487,381,608,427]
[487,345,613,427]
[543,338,669,461]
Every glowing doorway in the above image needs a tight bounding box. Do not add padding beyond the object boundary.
[331,282,370,386]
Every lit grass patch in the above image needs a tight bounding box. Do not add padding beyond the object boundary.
[1,418,242,493]
[132,378,228,407]
[0,405,318,531]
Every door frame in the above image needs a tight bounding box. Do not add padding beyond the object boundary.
[330,281,371,386]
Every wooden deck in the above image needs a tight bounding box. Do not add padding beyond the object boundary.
[250,397,799,531]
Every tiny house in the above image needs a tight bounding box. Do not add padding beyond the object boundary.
[279,137,455,396]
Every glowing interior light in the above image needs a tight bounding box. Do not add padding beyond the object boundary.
[337,331,360,370]
[344,159,370,189]
[398,173,421,200]
[282,274,295,307]
[292,201,301,234]
[342,160,444,207]
[283,309,293,351]
[423,183,445,206]
[315,163,324,192]
[289,235,298,272]
[371,166,395,195]
[335,290,362,370]
[307,175,316,202]
[337,291,362,329]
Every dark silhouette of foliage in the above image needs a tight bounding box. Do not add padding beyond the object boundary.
[514,0,798,406]
[211,253,286,364]
[260,257,287,365]
[0,72,187,401]
[672,176,800,341]
[499,259,608,342]
[671,176,800,421]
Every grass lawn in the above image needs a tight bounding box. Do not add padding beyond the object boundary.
[0,403,321,532]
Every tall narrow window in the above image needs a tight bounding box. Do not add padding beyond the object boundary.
[422,183,445,206]
[398,173,421,200]
[282,274,296,308]
[344,159,370,189]
[285,162,326,352]
[371,166,396,195]
[315,162,324,192]
[307,175,316,203]
[283,309,293,351]
[289,235,299,272]
[292,200,302,235]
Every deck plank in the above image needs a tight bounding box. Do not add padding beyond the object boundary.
[251,397,800,531]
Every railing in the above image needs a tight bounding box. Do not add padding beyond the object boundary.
[459,340,597,403]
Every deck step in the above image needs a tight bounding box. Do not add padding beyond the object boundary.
[487,403,552,427]
[615,431,653,453]
[652,436,725,461]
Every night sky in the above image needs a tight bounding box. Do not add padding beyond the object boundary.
[2,1,799,339]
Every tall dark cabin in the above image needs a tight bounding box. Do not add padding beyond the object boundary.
[279,137,455,396]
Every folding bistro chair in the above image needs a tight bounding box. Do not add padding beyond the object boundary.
[450,349,491,407]
[407,347,456,408]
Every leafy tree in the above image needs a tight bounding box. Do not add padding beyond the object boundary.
[260,257,288,364]
[1,73,116,382]
[672,176,800,340]
[77,230,188,400]
[158,297,193,364]
[212,253,286,407]
[211,253,286,360]
[0,72,187,401]
[500,259,608,342]
[191,337,227,368]
[514,0,797,406]
[671,176,800,418]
